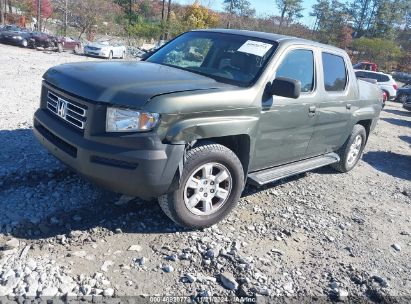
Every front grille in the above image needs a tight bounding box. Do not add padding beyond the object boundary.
[35,122,78,158]
[86,46,100,51]
[47,91,87,130]
[90,156,138,170]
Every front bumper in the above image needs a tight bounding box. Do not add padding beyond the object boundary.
[1,37,26,46]
[84,49,108,58]
[33,85,184,199]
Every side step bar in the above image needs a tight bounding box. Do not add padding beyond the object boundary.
[247,153,340,186]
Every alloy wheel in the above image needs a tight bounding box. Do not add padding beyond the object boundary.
[347,135,362,165]
[184,162,232,216]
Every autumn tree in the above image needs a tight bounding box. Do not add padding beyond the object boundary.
[352,37,402,70]
[275,0,303,29]
[33,0,53,30]
[182,2,219,30]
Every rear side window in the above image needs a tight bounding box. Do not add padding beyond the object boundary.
[322,53,347,91]
[379,74,390,82]
[364,72,378,80]
[276,49,314,93]
[355,71,365,78]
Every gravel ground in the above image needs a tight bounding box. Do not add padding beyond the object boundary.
[0,43,410,302]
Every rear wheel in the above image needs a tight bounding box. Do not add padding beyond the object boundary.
[383,90,390,102]
[158,143,244,229]
[108,51,113,60]
[57,43,63,53]
[398,93,408,104]
[331,125,367,173]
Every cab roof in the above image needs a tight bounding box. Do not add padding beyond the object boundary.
[194,29,345,53]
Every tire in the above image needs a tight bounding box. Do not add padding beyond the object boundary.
[331,124,367,173]
[74,45,80,54]
[397,93,408,104]
[383,90,390,101]
[158,143,244,229]
[122,51,126,59]
[108,51,113,60]
[21,39,28,47]
[57,43,63,53]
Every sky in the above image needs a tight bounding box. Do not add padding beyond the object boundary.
[175,0,318,27]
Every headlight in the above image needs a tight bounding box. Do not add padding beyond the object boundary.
[106,107,160,132]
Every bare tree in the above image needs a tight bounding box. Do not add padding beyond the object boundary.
[275,0,304,29]
[71,0,117,39]
[0,0,4,24]
[51,0,70,35]
[161,0,166,21]
[37,0,41,31]
[166,0,171,22]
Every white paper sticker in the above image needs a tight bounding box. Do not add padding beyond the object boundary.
[237,40,273,57]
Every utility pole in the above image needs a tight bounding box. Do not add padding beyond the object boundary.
[164,0,171,40]
[37,0,41,31]
[128,0,132,25]
[161,0,166,40]
[64,0,68,36]
[227,0,234,29]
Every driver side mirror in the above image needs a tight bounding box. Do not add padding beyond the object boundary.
[269,77,301,99]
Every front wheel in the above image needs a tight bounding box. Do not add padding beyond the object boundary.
[21,39,28,47]
[108,51,113,60]
[331,125,367,173]
[158,143,244,229]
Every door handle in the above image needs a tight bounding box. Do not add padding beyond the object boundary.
[346,103,352,110]
[309,106,316,113]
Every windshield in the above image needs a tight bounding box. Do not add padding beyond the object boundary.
[147,31,277,87]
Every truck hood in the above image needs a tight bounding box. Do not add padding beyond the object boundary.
[43,61,230,107]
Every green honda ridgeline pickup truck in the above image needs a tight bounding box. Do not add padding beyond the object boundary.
[33,29,382,228]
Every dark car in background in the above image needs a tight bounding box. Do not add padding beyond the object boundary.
[59,37,82,53]
[0,24,23,33]
[403,95,411,111]
[28,32,56,49]
[0,29,32,47]
[29,32,81,53]
[396,84,411,104]
[392,72,411,84]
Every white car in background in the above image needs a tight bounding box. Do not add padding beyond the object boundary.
[354,70,398,101]
[83,41,126,59]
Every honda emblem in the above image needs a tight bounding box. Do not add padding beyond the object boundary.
[57,98,67,118]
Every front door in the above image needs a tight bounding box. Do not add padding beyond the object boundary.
[251,48,319,171]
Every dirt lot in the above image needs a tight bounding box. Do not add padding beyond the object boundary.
[0,43,410,302]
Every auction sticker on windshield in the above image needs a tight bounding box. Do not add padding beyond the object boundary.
[237,40,273,57]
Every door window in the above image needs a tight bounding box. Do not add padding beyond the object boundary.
[275,49,315,93]
[322,53,347,91]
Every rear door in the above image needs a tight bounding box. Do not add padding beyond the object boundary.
[252,47,319,170]
[306,51,354,156]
